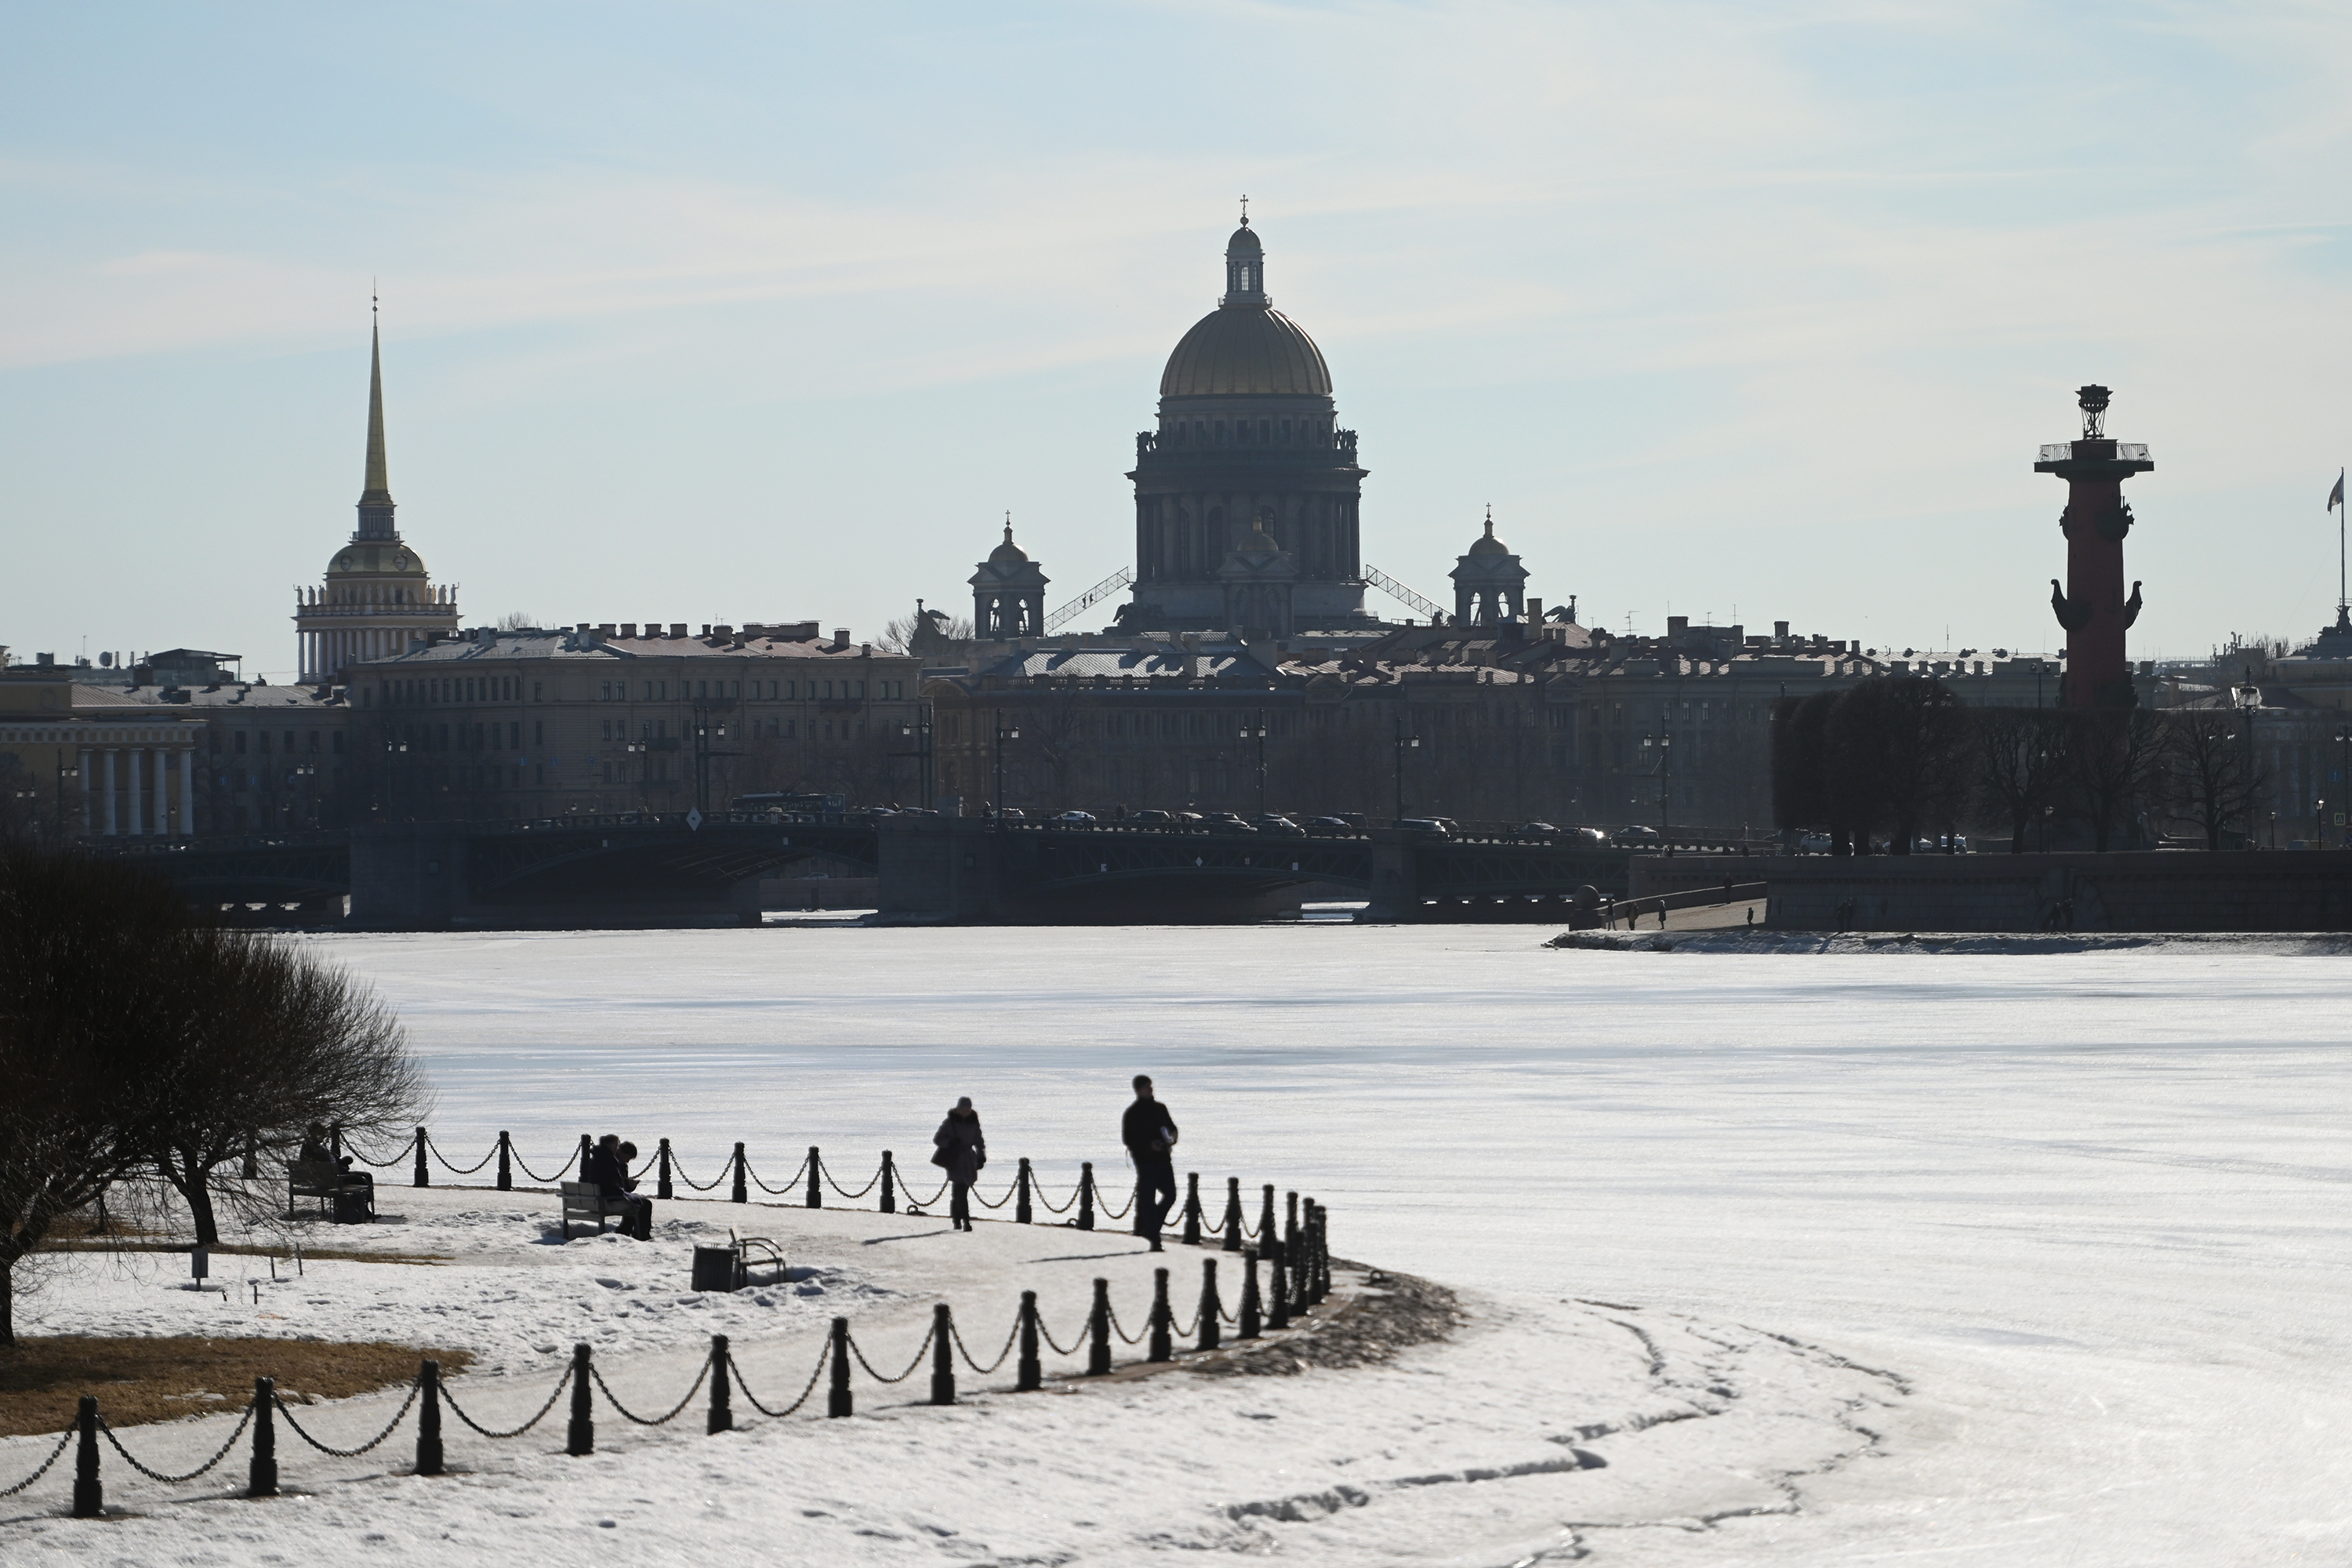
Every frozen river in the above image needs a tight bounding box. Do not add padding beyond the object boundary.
[313,924,2352,1563]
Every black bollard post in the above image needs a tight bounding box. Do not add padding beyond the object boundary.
[575,1133,591,1177]
[1239,1250,1262,1340]
[566,1344,594,1455]
[1016,1290,1043,1391]
[1148,1268,1173,1363]
[241,1134,259,1181]
[1016,1158,1033,1225]
[1196,1260,1221,1352]
[413,1127,430,1188]
[1259,1184,1277,1253]
[1181,1172,1202,1246]
[1267,1242,1290,1331]
[416,1359,445,1475]
[880,1152,896,1214]
[1077,1162,1094,1231]
[930,1305,956,1405]
[1285,1194,1305,1314]
[1221,1177,1243,1252]
[71,1395,101,1518]
[730,1142,747,1205]
[827,1318,852,1417]
[1087,1279,1112,1376]
[806,1146,822,1210]
[249,1377,278,1497]
[496,1131,513,1192]
[655,1138,673,1201]
[1312,1203,1331,1302]
[707,1334,733,1434]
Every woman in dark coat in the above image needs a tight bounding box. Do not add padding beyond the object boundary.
[932,1097,986,1232]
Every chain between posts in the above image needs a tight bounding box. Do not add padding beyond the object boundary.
[822,1154,884,1200]
[951,1314,1021,1374]
[969,1171,1021,1210]
[440,1365,574,1439]
[0,1428,74,1497]
[590,1352,713,1425]
[745,1150,810,1196]
[96,1402,255,1484]
[728,1341,830,1420]
[270,1377,423,1457]
[339,1131,417,1171]
[423,1132,499,1177]
[845,1320,938,1385]
[509,1143,579,1183]
[667,1150,728,1192]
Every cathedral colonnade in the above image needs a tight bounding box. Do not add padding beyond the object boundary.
[79,732,200,837]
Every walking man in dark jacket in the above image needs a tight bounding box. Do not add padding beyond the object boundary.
[1121,1074,1178,1252]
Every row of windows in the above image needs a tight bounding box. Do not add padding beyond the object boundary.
[1167,418,1331,448]
[595,677,907,702]
[218,729,344,757]
[365,674,913,706]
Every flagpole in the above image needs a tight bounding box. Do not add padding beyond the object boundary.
[2339,466,2347,620]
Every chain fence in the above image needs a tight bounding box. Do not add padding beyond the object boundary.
[12,1200,1336,1521]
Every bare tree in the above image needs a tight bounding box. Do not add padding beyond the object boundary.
[1825,677,1969,854]
[151,934,426,1247]
[0,850,199,1343]
[2067,710,2165,852]
[1972,709,2071,853]
[2158,710,2263,850]
[494,611,539,632]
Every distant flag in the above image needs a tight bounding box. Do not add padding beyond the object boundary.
[2332,471,2346,512]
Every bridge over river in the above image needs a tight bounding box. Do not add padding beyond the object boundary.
[87,813,1754,927]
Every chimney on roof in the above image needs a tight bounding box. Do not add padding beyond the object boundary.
[833,626,851,648]
[713,625,734,643]
[1775,621,1790,641]
[1526,597,1543,622]
[619,623,637,640]
[1667,615,1689,640]
[670,623,688,638]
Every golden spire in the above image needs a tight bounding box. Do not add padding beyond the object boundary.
[361,295,391,505]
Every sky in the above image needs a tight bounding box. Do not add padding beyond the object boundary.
[2,1,2348,681]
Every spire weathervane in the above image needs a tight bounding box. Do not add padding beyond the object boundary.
[1239,194,1249,226]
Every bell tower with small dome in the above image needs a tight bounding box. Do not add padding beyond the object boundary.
[970,517,1049,639]
[294,310,459,683]
[1120,209,1373,633]
[1450,507,1529,624]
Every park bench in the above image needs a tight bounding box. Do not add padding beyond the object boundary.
[560,1181,636,1240]
[288,1159,374,1223]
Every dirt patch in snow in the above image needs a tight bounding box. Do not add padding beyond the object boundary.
[1188,1265,1464,1378]
[0,1336,477,1437]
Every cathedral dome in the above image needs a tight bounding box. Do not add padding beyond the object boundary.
[1465,512,1510,556]
[986,524,1031,566]
[1160,306,1332,398]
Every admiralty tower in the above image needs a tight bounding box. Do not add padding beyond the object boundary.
[1117,212,1377,633]
[294,312,460,684]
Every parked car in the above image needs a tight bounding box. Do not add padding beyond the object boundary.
[994,808,1025,820]
[1302,815,1355,833]
[1396,817,1454,836]
[1131,809,1177,826]
[1201,811,1255,833]
[1513,821,1559,836]
[1566,826,1608,845]
[1611,825,1661,845]
[1798,832,1832,854]
[1053,810,1098,824]
[1250,815,1307,837]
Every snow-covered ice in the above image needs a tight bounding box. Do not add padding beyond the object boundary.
[5,924,2349,1564]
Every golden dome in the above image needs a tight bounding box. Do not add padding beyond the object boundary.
[1160,305,1332,398]
[327,542,429,577]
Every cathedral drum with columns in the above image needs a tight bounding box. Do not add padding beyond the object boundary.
[295,314,460,684]
[1120,215,1374,636]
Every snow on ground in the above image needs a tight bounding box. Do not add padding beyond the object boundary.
[6,924,2352,1563]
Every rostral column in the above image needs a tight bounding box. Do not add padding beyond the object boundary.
[2037,385,2154,709]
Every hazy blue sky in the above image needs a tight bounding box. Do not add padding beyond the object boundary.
[3,2,2347,679]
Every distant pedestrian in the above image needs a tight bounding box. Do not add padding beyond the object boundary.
[932,1098,986,1232]
[1121,1075,1179,1252]
[585,1134,651,1240]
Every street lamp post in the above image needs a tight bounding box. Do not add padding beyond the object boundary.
[2234,680,2261,849]
[1239,712,1269,816]
[1392,720,1420,822]
[2336,726,2352,848]
[691,706,739,815]
[54,757,79,842]
[291,761,318,829]
[993,710,1019,821]
[381,737,408,821]
[894,702,935,810]
[1641,730,1674,838]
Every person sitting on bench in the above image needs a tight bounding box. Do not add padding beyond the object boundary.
[298,1123,373,1203]
[585,1134,652,1240]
